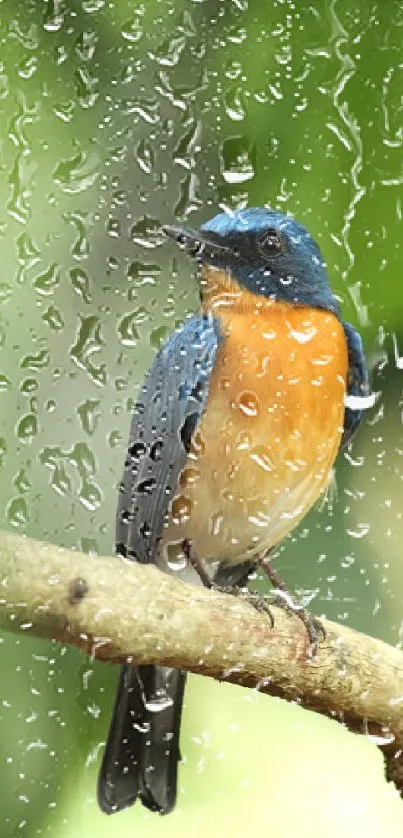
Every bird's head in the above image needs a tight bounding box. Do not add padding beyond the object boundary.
[163,208,339,316]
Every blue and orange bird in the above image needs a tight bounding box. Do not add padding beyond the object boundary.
[98,208,369,815]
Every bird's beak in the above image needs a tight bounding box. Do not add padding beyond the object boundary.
[162,224,205,256]
[162,224,231,260]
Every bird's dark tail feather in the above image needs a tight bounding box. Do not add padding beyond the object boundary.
[98,663,186,815]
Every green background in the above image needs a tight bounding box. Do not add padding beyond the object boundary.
[1,0,403,835]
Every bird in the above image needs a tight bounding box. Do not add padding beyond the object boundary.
[97,207,369,816]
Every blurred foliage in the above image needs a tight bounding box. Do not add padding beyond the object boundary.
[1,0,403,835]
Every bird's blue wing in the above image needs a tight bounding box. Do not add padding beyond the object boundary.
[341,320,369,448]
[116,314,221,563]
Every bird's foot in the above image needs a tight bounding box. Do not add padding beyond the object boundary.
[271,591,325,656]
[212,585,275,627]
[259,556,325,657]
[182,539,274,624]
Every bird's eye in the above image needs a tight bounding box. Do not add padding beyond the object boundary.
[258,229,284,257]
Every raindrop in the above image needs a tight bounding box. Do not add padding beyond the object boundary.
[79,480,102,512]
[137,478,157,496]
[344,392,377,411]
[14,469,31,493]
[121,14,144,43]
[18,56,38,80]
[166,542,187,572]
[250,446,274,472]
[75,30,97,62]
[171,495,191,525]
[289,325,317,344]
[70,442,96,478]
[54,100,75,123]
[42,306,64,331]
[77,399,101,436]
[135,138,154,175]
[235,390,260,417]
[130,216,165,248]
[127,260,161,287]
[144,694,174,713]
[174,173,202,217]
[74,67,99,109]
[221,135,256,183]
[150,325,168,349]
[53,148,100,194]
[0,72,8,100]
[0,374,11,392]
[7,497,29,527]
[87,701,101,719]
[64,211,90,259]
[179,467,200,488]
[70,315,106,387]
[174,118,200,170]
[70,268,91,303]
[20,378,37,394]
[347,522,370,539]
[33,263,60,295]
[108,431,121,449]
[43,0,64,31]
[16,232,40,284]
[117,308,149,346]
[123,96,159,125]
[224,86,246,122]
[82,0,105,11]
[0,437,6,467]
[0,283,12,301]
[16,413,38,442]
[151,33,186,68]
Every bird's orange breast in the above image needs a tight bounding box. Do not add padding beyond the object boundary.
[161,279,348,567]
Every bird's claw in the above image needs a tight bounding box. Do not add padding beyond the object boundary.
[272,593,325,657]
[211,585,275,628]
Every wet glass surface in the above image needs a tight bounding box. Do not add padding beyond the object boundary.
[1,1,403,835]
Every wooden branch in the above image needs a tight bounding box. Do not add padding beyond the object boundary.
[1,529,402,794]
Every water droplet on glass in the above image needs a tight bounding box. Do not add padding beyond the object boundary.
[64,211,90,259]
[70,315,106,387]
[42,305,64,331]
[53,148,100,193]
[14,469,31,493]
[121,14,144,43]
[225,86,246,122]
[130,216,165,248]
[221,136,256,183]
[0,374,11,392]
[70,268,91,303]
[166,542,187,572]
[344,392,377,411]
[250,446,274,472]
[347,522,370,539]
[289,325,317,344]
[235,390,260,417]
[144,694,174,713]
[77,399,101,435]
[75,30,97,62]
[79,480,102,511]
[74,67,99,109]
[17,413,38,442]
[117,311,142,347]
[7,497,29,527]
[43,0,64,31]
[135,138,155,175]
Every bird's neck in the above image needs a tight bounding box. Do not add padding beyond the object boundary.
[200,265,289,327]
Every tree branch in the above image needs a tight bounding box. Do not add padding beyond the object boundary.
[1,529,402,794]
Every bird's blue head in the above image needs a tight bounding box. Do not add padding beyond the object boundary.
[163,208,339,316]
